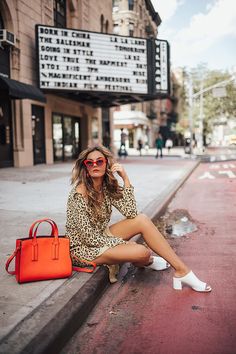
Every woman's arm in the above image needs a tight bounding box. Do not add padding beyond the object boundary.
[110,163,138,218]
[111,163,131,188]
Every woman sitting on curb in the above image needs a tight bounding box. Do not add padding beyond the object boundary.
[66,145,211,292]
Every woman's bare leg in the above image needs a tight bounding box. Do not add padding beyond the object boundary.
[109,214,189,277]
[93,242,152,267]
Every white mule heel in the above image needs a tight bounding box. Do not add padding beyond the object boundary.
[145,256,170,271]
[173,271,212,292]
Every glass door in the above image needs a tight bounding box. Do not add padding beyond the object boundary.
[73,119,80,158]
[53,114,63,161]
[52,114,81,161]
[64,116,73,160]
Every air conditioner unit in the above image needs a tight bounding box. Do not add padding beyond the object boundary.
[0,29,15,46]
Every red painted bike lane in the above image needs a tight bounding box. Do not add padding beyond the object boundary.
[62,161,236,354]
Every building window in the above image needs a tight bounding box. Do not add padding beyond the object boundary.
[0,12,4,29]
[128,0,134,11]
[112,0,119,12]
[0,12,11,77]
[53,0,66,28]
[129,22,134,37]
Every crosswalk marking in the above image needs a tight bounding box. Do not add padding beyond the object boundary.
[210,164,236,169]
[218,170,236,178]
[206,154,236,162]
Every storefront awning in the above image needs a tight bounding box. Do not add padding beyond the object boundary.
[0,76,46,102]
[44,90,167,108]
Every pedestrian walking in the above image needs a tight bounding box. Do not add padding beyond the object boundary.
[137,138,143,156]
[66,145,211,291]
[118,128,128,158]
[165,138,173,154]
[155,133,163,158]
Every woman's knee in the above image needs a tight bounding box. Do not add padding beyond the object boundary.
[135,244,151,263]
[134,213,151,226]
[136,213,150,221]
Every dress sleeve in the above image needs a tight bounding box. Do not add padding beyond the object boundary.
[66,194,121,247]
[110,186,138,218]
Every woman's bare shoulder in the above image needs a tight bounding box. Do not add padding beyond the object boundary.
[76,183,87,197]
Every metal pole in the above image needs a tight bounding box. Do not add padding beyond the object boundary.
[188,76,193,156]
[199,80,204,152]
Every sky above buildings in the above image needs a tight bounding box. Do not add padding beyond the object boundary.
[152,0,236,72]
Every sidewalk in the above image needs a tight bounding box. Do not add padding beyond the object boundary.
[126,145,236,162]
[126,146,186,157]
[0,157,199,353]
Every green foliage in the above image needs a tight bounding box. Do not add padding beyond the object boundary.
[181,64,236,133]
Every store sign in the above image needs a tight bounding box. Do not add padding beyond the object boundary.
[212,87,226,98]
[36,25,148,94]
[155,39,170,93]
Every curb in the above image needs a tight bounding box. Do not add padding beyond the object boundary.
[0,160,200,354]
[24,268,109,354]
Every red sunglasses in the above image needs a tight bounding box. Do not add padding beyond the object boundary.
[84,157,107,169]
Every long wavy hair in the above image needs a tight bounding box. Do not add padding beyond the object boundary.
[71,145,123,216]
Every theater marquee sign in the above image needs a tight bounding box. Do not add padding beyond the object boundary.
[36,25,170,105]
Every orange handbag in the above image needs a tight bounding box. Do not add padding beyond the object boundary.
[5,218,73,283]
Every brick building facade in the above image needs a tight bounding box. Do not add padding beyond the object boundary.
[0,0,113,168]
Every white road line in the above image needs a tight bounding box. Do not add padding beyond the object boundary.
[218,170,236,178]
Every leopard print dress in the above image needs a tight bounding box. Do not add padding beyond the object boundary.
[65,185,138,262]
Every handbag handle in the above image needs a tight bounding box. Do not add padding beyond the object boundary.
[71,253,97,273]
[28,218,59,239]
[29,219,60,261]
[5,246,20,275]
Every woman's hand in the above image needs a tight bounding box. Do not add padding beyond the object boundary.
[111,163,127,179]
[111,163,130,187]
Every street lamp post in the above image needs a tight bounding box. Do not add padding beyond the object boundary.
[199,80,204,151]
[188,76,193,156]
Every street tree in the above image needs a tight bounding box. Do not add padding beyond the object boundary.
[177,65,236,139]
